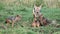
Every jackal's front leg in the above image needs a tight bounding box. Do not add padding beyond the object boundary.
[39,16,44,25]
[12,20,15,27]
[36,22,40,27]
[32,22,36,27]
[43,19,47,25]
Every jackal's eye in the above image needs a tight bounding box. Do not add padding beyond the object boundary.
[34,8,36,12]
[34,8,35,10]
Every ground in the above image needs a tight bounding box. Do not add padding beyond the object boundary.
[0,7,60,34]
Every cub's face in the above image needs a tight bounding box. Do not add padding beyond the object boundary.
[34,5,42,13]
[15,15,21,21]
[34,7,40,13]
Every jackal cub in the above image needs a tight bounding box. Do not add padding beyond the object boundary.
[5,15,21,27]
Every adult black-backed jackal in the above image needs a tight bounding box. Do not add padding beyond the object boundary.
[33,4,42,18]
[5,15,21,27]
[32,4,50,27]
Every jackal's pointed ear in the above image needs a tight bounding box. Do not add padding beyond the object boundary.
[39,4,43,8]
[38,4,43,10]
[34,4,37,8]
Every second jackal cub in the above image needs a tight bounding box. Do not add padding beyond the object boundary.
[5,15,21,27]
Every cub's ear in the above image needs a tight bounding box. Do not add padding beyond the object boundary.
[34,4,37,8]
[39,4,43,8]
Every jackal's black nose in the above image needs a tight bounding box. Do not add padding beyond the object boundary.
[37,12,39,13]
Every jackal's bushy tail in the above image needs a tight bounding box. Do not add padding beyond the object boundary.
[51,20,57,25]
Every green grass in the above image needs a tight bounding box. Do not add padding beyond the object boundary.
[0,6,60,34]
[0,0,60,34]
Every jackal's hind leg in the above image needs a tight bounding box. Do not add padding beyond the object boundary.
[43,19,47,25]
[6,20,11,27]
